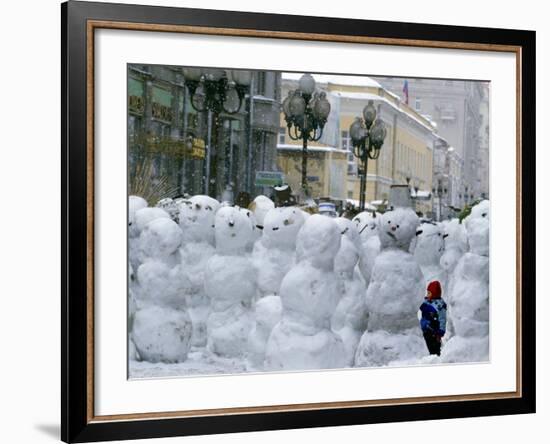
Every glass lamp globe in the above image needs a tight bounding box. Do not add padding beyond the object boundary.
[298,73,316,96]
[182,67,202,81]
[313,92,331,120]
[362,100,377,128]
[350,117,365,142]
[282,91,293,118]
[370,119,387,148]
[191,84,207,111]
[223,83,241,114]
[289,94,306,117]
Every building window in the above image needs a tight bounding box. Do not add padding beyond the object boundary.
[278,127,286,145]
[415,97,422,111]
[341,130,351,151]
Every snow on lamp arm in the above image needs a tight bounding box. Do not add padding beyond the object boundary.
[350,100,387,211]
[281,74,331,196]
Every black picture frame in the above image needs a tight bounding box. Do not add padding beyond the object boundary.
[61,1,536,442]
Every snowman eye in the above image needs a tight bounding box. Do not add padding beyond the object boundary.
[482,212,487,217]
[396,225,400,228]
[195,203,201,210]
[284,219,289,225]
[205,205,212,211]
[387,221,391,224]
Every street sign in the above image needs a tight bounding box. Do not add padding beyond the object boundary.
[255,171,284,187]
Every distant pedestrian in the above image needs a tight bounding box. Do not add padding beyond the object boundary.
[419,280,447,356]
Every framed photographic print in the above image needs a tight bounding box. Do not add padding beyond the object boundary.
[61,0,536,442]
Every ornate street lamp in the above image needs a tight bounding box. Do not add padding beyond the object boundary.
[281,73,331,195]
[349,100,387,211]
[182,68,252,195]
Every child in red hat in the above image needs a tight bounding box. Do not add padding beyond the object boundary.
[419,280,447,355]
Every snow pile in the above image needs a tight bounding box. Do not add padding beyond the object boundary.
[442,200,490,363]
[205,206,257,357]
[265,215,346,370]
[252,206,305,298]
[355,207,426,367]
[352,211,381,285]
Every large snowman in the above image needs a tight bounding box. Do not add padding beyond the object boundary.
[412,221,447,288]
[205,206,257,358]
[439,218,469,338]
[352,211,381,286]
[265,215,347,371]
[129,203,170,271]
[178,195,220,347]
[442,200,490,363]
[355,207,426,367]
[132,217,193,363]
[251,206,305,298]
[331,217,369,366]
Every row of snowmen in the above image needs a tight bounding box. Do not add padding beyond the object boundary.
[128,192,490,371]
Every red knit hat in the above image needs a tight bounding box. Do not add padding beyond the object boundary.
[427,281,442,299]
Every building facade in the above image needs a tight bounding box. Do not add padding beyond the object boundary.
[128,65,281,203]
[278,74,441,215]
[371,76,489,204]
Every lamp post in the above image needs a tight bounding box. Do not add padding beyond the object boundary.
[281,73,331,196]
[349,100,387,211]
[432,178,447,221]
[182,68,252,195]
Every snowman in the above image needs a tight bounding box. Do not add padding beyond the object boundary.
[331,217,369,366]
[249,195,275,230]
[178,195,220,347]
[251,206,305,299]
[129,206,170,271]
[205,206,257,358]
[412,221,447,287]
[355,207,426,367]
[132,217,193,363]
[265,215,347,371]
[352,211,381,286]
[442,200,490,363]
[439,218,469,338]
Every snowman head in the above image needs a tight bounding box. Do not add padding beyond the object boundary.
[442,218,468,252]
[465,200,490,256]
[132,207,170,240]
[378,207,419,251]
[128,196,148,238]
[179,195,220,245]
[413,221,444,266]
[262,206,305,249]
[352,210,379,241]
[296,214,341,270]
[139,217,183,261]
[249,195,275,229]
[214,206,253,255]
[334,217,361,274]
[156,197,181,223]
